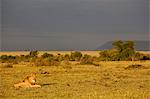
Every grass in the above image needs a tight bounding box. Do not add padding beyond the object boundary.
[0,51,150,99]
[0,60,150,99]
[0,51,149,57]
[0,51,100,57]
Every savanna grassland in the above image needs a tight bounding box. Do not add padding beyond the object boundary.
[0,51,150,99]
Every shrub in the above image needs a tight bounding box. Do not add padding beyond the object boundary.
[61,60,71,65]
[92,56,99,62]
[131,53,150,61]
[34,58,60,66]
[141,54,150,60]
[80,54,100,66]
[1,55,16,60]
[41,53,54,58]
[99,50,119,61]
[21,55,31,62]
[0,55,17,63]
[34,58,47,66]
[29,50,39,58]
[64,54,70,61]
[132,52,143,61]
[55,54,64,62]
[80,54,93,64]
[50,60,60,66]
[1,55,9,62]
[70,51,82,61]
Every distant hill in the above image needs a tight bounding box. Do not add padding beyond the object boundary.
[96,41,150,51]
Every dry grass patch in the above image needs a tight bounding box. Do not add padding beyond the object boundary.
[1,61,150,99]
[0,63,14,68]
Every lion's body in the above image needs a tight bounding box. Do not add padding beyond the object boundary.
[14,75,41,88]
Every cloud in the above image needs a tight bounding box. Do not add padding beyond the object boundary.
[2,0,149,50]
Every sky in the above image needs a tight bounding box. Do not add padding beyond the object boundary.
[148,0,150,41]
[0,0,2,50]
[1,0,149,51]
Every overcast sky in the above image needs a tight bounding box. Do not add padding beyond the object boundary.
[1,0,149,51]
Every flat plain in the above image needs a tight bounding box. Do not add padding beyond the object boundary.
[0,51,150,99]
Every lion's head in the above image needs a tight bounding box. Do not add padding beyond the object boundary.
[23,75,36,84]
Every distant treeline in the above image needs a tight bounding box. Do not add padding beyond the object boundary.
[1,40,150,66]
[99,40,150,61]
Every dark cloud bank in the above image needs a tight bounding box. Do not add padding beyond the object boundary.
[1,0,149,51]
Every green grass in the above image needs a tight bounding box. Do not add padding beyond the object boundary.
[1,61,150,99]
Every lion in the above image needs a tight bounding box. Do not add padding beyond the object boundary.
[14,75,41,88]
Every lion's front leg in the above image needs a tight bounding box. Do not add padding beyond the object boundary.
[30,84,41,88]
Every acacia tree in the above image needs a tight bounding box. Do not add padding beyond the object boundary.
[100,40,136,61]
[112,40,124,52]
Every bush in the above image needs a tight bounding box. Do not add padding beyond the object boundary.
[80,54,100,66]
[1,55,8,63]
[34,58,60,66]
[92,56,99,62]
[70,51,82,61]
[131,53,150,61]
[64,54,70,61]
[0,55,17,63]
[80,54,93,64]
[50,60,61,66]
[29,50,39,58]
[41,53,54,58]
[55,54,64,62]
[21,55,31,62]
[99,50,119,61]
[141,54,150,60]
[61,60,71,65]
[132,52,143,61]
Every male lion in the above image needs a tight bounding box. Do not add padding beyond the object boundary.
[14,75,41,88]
